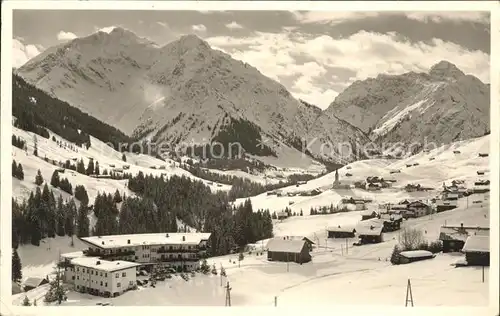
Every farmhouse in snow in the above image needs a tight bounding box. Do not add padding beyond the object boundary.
[22,277,49,292]
[327,225,356,238]
[438,224,489,253]
[361,210,378,221]
[398,250,436,264]
[355,219,384,244]
[266,237,312,264]
[462,235,489,266]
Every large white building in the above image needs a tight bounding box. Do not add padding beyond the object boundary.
[61,232,211,297]
[62,256,140,297]
[79,232,211,271]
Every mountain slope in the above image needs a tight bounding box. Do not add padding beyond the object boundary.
[17,30,369,165]
[326,61,490,147]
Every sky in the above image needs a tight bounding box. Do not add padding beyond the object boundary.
[12,10,491,109]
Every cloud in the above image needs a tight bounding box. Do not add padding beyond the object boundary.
[12,38,42,68]
[225,21,244,29]
[291,11,381,24]
[206,30,490,109]
[57,30,77,41]
[404,12,490,24]
[192,24,207,32]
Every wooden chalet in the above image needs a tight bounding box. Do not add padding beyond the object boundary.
[438,224,489,253]
[287,236,315,251]
[266,237,312,264]
[407,200,431,217]
[277,211,289,220]
[462,235,489,266]
[398,250,435,264]
[453,150,461,154]
[327,225,356,238]
[361,210,378,221]
[379,214,403,232]
[478,153,488,157]
[355,219,384,244]
[23,277,49,292]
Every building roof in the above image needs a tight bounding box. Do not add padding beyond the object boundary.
[361,210,377,216]
[23,277,48,288]
[80,232,211,249]
[462,235,489,253]
[399,250,434,259]
[327,225,356,233]
[287,236,315,244]
[439,226,489,242]
[266,238,307,253]
[355,219,384,236]
[70,257,141,272]
[61,251,84,259]
[380,214,403,222]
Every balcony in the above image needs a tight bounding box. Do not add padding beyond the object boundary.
[83,249,135,258]
[156,248,199,253]
[157,256,200,263]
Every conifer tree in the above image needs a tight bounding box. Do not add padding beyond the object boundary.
[65,199,77,237]
[86,159,95,175]
[122,153,127,162]
[17,163,24,180]
[22,296,31,306]
[76,202,90,238]
[12,160,17,178]
[95,161,100,175]
[56,195,65,236]
[76,159,85,174]
[390,245,401,265]
[113,189,123,203]
[50,170,60,187]
[35,169,44,186]
[12,248,22,282]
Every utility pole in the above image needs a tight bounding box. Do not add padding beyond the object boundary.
[345,238,348,255]
[286,253,289,272]
[405,279,414,307]
[225,281,232,306]
[482,265,485,283]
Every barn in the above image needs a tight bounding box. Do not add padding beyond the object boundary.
[398,250,435,264]
[266,237,312,264]
[23,277,49,292]
[327,225,356,238]
[462,235,489,266]
[355,219,384,244]
[379,214,403,232]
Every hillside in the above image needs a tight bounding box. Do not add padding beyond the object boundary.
[326,61,490,147]
[17,28,369,165]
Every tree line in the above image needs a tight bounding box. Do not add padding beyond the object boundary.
[127,172,274,255]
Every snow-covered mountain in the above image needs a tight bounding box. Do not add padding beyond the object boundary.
[326,61,490,146]
[17,28,369,165]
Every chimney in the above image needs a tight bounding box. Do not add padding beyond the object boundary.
[460,223,464,229]
[127,239,131,244]
[96,261,101,265]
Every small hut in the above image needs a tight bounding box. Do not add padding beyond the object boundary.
[462,235,489,266]
[398,250,435,264]
[327,225,356,239]
[355,219,384,244]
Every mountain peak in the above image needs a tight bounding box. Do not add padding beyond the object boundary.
[177,34,210,49]
[429,60,465,80]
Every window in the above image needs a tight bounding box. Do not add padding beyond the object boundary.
[117,283,121,288]
[105,273,107,277]
[100,272,103,277]
[77,267,80,272]
[100,281,103,286]
[91,270,94,275]
[77,276,80,280]
[105,282,108,287]
[122,272,126,277]
[72,276,75,280]
[115,273,119,278]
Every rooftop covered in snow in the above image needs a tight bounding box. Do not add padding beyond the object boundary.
[70,257,141,272]
[266,237,308,253]
[462,235,489,253]
[399,250,435,259]
[355,219,384,236]
[80,232,211,249]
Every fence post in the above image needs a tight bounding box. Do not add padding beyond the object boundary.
[274,296,277,307]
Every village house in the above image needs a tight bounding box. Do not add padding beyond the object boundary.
[398,250,435,264]
[341,197,366,211]
[266,237,312,264]
[462,235,489,266]
[327,225,356,238]
[63,257,140,297]
[277,211,289,220]
[379,214,403,232]
[407,200,431,217]
[473,179,490,193]
[438,224,489,253]
[22,277,49,292]
[77,232,211,273]
[478,153,488,157]
[366,182,382,191]
[436,192,458,212]
[355,219,384,244]
[361,210,378,221]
